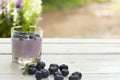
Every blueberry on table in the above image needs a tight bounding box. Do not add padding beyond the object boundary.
[61,69,69,77]
[36,61,46,70]
[28,67,37,75]
[35,71,43,80]
[69,75,79,80]
[59,64,68,71]
[28,64,36,68]
[49,66,58,74]
[41,69,49,78]
[54,71,62,77]
[72,72,82,79]
[54,75,64,80]
[50,64,59,68]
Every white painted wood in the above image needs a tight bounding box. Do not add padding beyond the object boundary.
[1,38,120,80]
[2,43,120,54]
[1,55,120,74]
[0,74,120,80]
[1,38,120,54]
[0,55,120,80]
[1,38,120,44]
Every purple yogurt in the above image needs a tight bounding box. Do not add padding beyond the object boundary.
[12,38,42,58]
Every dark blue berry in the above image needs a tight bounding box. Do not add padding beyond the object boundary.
[61,69,69,77]
[35,34,40,38]
[69,75,79,80]
[13,32,28,40]
[59,64,68,71]
[35,71,43,80]
[19,35,27,40]
[54,75,64,80]
[13,33,20,38]
[41,69,49,78]
[49,66,58,74]
[29,34,36,40]
[54,71,62,77]
[28,67,37,75]
[18,32,26,35]
[36,61,46,70]
[28,64,36,68]
[50,64,59,68]
[72,72,82,79]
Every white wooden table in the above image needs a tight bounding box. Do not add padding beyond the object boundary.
[1,38,120,80]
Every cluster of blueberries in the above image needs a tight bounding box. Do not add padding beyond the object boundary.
[13,32,40,40]
[25,61,82,80]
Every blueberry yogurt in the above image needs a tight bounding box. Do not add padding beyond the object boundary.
[11,27,43,64]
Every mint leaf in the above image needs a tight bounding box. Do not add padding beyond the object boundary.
[22,63,29,75]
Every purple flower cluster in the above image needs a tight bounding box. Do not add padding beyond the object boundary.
[0,0,4,9]
[16,0,22,8]
[0,0,22,22]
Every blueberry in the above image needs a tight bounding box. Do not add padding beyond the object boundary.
[36,61,46,70]
[35,71,43,80]
[17,32,28,39]
[19,35,28,40]
[59,64,68,71]
[72,72,82,79]
[54,75,64,80]
[13,32,20,38]
[13,32,28,40]
[61,69,69,77]
[13,33,20,38]
[29,34,36,40]
[49,66,58,74]
[69,75,79,80]
[41,69,49,78]
[35,34,40,38]
[50,64,59,68]
[19,35,24,40]
[28,64,36,68]
[19,32,26,35]
[54,71,62,77]
[28,67,37,75]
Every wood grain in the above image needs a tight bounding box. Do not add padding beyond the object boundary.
[0,38,120,80]
[0,55,120,80]
[1,38,120,54]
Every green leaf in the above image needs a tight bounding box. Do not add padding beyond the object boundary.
[22,63,29,75]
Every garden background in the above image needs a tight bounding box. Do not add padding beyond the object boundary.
[40,0,120,38]
[1,0,120,38]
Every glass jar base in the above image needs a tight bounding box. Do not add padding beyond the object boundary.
[12,56,41,65]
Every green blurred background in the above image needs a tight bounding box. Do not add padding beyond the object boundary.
[0,0,110,37]
[41,0,120,38]
[42,0,110,12]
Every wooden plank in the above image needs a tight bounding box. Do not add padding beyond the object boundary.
[0,55,120,80]
[0,74,120,80]
[1,43,120,54]
[1,38,120,44]
[1,38,120,54]
[1,55,120,74]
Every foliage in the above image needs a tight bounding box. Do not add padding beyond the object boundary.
[0,0,42,37]
[42,0,110,12]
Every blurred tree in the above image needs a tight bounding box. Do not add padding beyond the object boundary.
[42,0,110,12]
